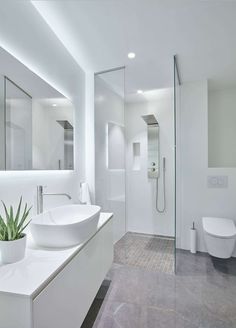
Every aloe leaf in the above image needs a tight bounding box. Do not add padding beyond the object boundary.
[0,230,6,241]
[18,220,31,236]
[10,206,17,238]
[0,220,6,240]
[17,206,32,231]
[4,227,7,240]
[16,203,28,230]
[0,215,7,230]
[0,218,7,240]
[10,206,14,224]
[6,224,11,240]
[10,205,14,221]
[12,222,18,240]
[1,201,10,224]
[15,196,22,227]
[0,230,5,241]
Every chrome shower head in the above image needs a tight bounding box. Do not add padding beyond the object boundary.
[141,114,158,125]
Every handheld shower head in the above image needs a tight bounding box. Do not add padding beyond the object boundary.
[163,157,166,171]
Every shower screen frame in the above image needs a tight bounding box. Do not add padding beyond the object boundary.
[174,55,181,273]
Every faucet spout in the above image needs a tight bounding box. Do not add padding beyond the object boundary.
[36,186,71,214]
[43,193,72,200]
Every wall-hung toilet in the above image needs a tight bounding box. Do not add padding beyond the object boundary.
[202,217,236,258]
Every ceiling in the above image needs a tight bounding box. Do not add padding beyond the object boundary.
[32,0,236,93]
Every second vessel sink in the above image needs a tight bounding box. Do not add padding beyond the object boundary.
[30,205,101,247]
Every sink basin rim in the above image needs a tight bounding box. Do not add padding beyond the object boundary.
[31,204,101,227]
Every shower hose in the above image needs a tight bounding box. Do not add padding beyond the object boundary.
[156,157,166,213]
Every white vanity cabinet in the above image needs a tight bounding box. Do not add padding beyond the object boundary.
[0,214,113,328]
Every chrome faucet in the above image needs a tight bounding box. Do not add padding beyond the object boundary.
[37,185,72,214]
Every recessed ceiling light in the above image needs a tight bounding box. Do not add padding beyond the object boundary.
[137,90,143,94]
[128,52,136,59]
[52,103,57,107]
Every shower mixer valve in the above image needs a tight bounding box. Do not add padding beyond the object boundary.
[149,162,157,172]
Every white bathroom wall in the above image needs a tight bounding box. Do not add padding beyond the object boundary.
[0,2,85,214]
[95,75,126,243]
[178,80,236,256]
[125,89,175,237]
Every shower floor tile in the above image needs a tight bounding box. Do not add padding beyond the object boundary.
[114,232,175,274]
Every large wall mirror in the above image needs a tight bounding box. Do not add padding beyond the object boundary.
[208,85,236,168]
[0,47,74,170]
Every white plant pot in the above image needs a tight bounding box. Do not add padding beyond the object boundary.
[0,234,27,264]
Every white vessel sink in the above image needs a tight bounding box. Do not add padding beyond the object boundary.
[30,205,101,248]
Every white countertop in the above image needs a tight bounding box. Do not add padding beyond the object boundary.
[0,212,113,298]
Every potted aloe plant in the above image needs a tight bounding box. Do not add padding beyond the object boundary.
[0,197,31,264]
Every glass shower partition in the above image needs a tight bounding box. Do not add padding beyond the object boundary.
[174,56,181,272]
[94,67,126,244]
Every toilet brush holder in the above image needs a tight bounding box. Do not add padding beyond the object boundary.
[190,222,197,254]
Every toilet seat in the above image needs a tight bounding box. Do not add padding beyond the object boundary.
[202,217,236,239]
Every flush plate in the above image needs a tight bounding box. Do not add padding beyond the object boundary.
[207,175,228,188]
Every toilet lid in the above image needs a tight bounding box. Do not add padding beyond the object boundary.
[202,217,236,238]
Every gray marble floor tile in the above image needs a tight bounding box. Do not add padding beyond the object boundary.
[106,264,177,309]
[142,305,199,328]
[94,302,144,328]
[83,247,236,328]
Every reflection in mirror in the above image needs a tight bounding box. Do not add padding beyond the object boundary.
[0,46,74,170]
[5,77,32,170]
[33,98,74,170]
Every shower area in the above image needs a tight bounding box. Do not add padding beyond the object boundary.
[94,58,180,274]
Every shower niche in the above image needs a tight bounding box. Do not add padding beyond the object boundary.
[132,142,141,171]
